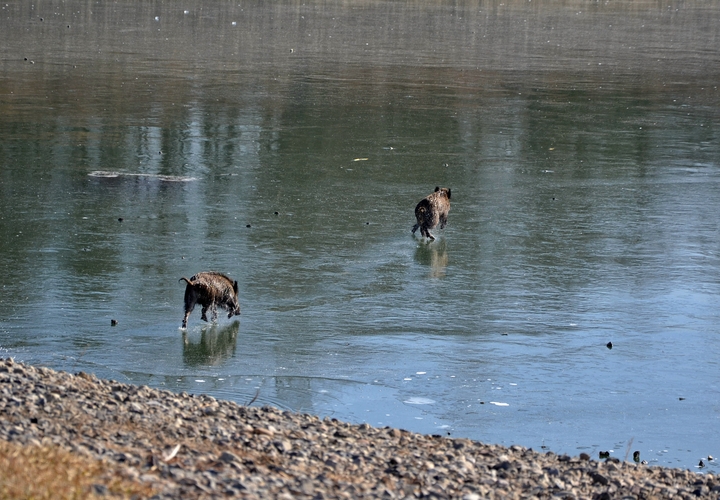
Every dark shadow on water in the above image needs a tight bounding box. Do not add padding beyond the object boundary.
[413,238,448,278]
[182,321,239,367]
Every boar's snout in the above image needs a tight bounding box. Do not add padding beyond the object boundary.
[228,299,241,318]
[228,280,241,317]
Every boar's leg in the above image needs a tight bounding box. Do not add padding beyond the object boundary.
[182,285,198,328]
[182,294,195,328]
[210,304,219,322]
[181,310,192,329]
[182,299,196,329]
[201,305,210,322]
[422,226,435,240]
[439,214,448,229]
[411,223,420,234]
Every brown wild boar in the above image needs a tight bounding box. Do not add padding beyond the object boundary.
[411,186,451,240]
[180,272,241,329]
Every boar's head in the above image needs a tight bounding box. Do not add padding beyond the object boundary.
[227,280,241,318]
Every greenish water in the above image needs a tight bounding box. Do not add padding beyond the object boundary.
[1,0,719,471]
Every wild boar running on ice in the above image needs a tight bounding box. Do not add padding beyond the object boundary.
[411,187,451,241]
[180,272,241,329]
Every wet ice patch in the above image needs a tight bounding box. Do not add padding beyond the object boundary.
[403,397,436,405]
[88,171,197,182]
[489,401,509,406]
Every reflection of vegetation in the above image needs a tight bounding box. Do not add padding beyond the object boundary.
[182,321,239,367]
[414,239,448,279]
[1,0,718,334]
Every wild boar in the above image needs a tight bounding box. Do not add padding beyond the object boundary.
[180,272,241,329]
[411,186,451,240]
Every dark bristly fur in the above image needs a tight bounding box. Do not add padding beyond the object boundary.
[411,186,451,240]
[180,272,241,329]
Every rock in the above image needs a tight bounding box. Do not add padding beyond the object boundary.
[273,440,292,453]
[218,451,239,464]
[128,402,144,413]
[592,473,610,485]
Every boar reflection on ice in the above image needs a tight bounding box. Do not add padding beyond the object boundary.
[180,272,241,329]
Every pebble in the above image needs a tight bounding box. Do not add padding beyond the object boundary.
[0,357,717,499]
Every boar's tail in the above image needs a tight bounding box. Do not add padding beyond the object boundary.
[179,277,193,285]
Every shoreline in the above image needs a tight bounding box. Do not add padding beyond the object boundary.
[1,357,717,499]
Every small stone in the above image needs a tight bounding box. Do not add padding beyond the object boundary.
[128,402,143,413]
[92,484,108,495]
[218,451,239,464]
[273,440,292,453]
[253,427,274,437]
[592,473,610,485]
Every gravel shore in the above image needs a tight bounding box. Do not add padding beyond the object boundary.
[1,358,717,499]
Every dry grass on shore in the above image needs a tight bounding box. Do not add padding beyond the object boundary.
[0,440,156,500]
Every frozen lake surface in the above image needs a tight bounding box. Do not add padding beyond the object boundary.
[1,0,719,472]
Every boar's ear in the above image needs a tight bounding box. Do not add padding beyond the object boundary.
[446,188,451,199]
[233,281,238,294]
[434,186,440,192]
